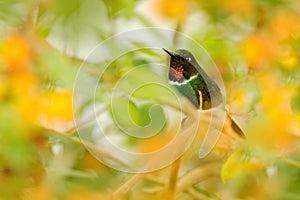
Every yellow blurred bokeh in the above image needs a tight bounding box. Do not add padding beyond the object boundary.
[150,0,190,20]
[0,0,300,199]
[40,89,74,127]
[1,35,31,71]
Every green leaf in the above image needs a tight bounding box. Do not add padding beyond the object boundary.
[38,48,77,88]
[0,0,28,28]
[221,150,244,183]
[221,150,265,182]
[115,66,180,106]
[193,186,220,199]
[111,95,166,138]
[291,89,300,113]
[50,0,81,16]
[102,0,139,18]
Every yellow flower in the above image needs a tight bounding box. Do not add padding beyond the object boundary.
[150,0,190,21]
[40,89,74,127]
[221,150,265,182]
[278,46,298,69]
[0,77,6,100]
[248,72,299,154]
[1,35,31,71]
[280,55,298,69]
[229,86,253,113]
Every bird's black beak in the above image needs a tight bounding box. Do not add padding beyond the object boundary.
[162,48,174,57]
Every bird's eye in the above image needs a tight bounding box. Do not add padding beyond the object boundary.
[186,57,191,62]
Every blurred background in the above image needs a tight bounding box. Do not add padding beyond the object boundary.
[0,0,300,199]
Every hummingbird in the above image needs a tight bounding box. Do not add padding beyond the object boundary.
[163,48,245,138]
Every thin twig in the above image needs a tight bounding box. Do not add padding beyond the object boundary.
[145,175,166,186]
[43,126,133,170]
[186,187,206,200]
[111,112,200,199]
[167,157,182,199]
[283,157,300,169]
[111,174,143,200]
[176,163,220,196]
[65,105,108,135]
[159,97,196,117]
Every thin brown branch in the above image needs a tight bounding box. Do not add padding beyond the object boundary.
[176,163,220,196]
[111,174,143,200]
[111,112,201,199]
[167,157,182,199]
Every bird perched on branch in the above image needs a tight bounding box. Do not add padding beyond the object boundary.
[163,48,245,139]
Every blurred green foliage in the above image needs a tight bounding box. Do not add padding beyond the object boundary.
[0,0,299,199]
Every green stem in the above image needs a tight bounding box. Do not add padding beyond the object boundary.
[283,158,300,169]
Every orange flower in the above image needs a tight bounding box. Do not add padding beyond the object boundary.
[139,134,173,153]
[8,72,39,97]
[243,34,272,69]
[271,11,300,40]
[66,190,108,200]
[151,0,190,21]
[224,0,253,15]
[1,35,31,71]
[21,185,53,200]
[8,72,41,124]
[82,153,107,171]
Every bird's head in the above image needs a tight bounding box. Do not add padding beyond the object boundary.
[163,48,199,82]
